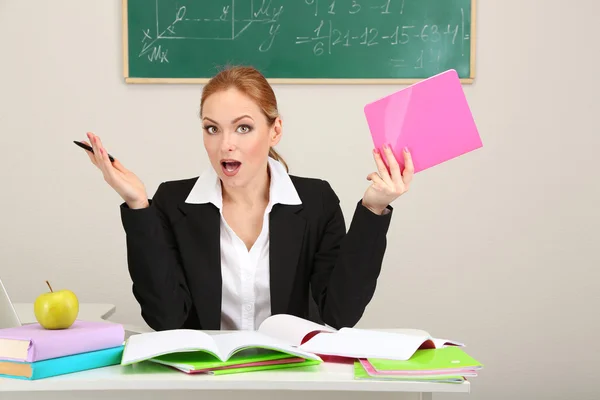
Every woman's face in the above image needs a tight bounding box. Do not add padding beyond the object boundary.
[201,88,282,191]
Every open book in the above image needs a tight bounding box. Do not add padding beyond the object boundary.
[259,314,465,361]
[120,328,322,374]
[121,314,464,373]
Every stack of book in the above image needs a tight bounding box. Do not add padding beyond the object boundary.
[353,346,483,384]
[264,316,484,383]
[0,320,125,380]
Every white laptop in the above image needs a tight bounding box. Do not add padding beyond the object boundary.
[0,278,21,329]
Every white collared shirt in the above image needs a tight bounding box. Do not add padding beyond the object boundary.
[184,157,302,330]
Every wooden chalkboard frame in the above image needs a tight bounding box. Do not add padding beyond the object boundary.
[122,0,476,84]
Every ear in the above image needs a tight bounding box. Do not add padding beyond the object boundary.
[270,117,283,146]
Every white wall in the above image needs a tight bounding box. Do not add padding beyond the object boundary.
[1,1,599,399]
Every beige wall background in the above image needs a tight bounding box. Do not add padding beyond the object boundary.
[1,1,599,399]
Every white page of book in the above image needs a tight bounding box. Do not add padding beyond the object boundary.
[257,314,336,345]
[344,328,463,349]
[212,330,322,361]
[122,329,221,364]
[431,337,465,348]
[299,328,431,361]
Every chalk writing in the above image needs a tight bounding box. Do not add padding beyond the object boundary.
[139,0,286,62]
[295,21,463,53]
[133,0,472,77]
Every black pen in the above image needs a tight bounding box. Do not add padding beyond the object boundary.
[73,140,115,162]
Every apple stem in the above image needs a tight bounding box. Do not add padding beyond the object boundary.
[45,280,53,293]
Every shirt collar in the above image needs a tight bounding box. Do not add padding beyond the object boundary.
[184,157,302,211]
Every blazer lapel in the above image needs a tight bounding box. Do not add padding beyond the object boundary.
[269,204,306,315]
[177,202,222,330]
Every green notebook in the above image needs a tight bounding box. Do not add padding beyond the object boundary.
[368,347,483,372]
[353,362,466,383]
[120,329,322,374]
[151,348,321,374]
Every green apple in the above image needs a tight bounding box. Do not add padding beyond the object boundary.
[34,281,79,329]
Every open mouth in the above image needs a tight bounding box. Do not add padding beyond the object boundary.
[221,160,241,176]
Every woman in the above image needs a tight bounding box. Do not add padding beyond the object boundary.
[81,66,414,332]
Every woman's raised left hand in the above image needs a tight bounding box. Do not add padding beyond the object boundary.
[361,144,414,215]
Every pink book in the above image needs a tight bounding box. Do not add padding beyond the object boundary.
[185,357,305,374]
[0,320,125,362]
[364,69,482,173]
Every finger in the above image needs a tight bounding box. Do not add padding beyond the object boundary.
[382,144,402,184]
[89,134,111,179]
[85,135,122,170]
[79,140,98,167]
[372,148,393,186]
[88,132,104,167]
[111,158,128,174]
[94,136,114,178]
[366,172,387,191]
[401,147,414,187]
[99,147,116,176]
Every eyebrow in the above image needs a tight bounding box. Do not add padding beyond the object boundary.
[202,115,254,125]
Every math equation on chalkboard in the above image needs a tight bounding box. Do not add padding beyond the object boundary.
[126,0,475,82]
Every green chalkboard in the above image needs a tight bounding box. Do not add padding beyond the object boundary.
[123,0,476,84]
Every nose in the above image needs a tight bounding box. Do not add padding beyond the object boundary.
[220,131,237,153]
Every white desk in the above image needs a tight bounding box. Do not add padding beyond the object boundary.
[2,304,471,399]
[0,358,469,398]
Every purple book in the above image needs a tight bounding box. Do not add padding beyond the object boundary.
[0,320,125,362]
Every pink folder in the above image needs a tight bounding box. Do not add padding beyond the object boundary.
[364,69,482,173]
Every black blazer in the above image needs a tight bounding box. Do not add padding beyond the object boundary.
[119,175,393,332]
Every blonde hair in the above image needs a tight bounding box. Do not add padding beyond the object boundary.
[200,65,289,172]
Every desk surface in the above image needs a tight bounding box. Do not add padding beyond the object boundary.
[0,358,470,393]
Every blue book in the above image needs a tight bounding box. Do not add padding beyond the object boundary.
[0,345,124,380]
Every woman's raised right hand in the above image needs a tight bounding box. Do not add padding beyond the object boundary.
[82,132,149,209]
